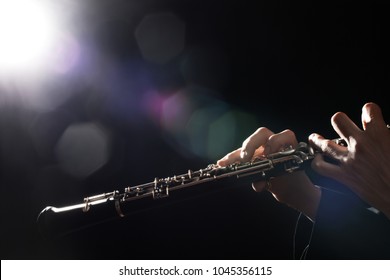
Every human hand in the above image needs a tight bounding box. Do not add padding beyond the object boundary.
[217,128,321,221]
[309,102,390,219]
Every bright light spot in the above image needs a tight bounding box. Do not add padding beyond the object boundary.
[159,85,235,160]
[207,110,259,159]
[55,122,111,178]
[0,0,59,73]
[206,111,237,159]
[161,91,193,132]
[187,104,229,159]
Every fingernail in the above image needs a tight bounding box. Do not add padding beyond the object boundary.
[309,133,317,141]
[240,150,247,159]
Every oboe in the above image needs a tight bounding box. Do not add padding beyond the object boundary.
[38,140,332,220]
[36,125,390,238]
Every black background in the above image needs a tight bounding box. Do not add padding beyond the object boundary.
[1,0,389,260]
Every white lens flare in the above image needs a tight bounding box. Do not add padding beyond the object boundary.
[0,0,58,73]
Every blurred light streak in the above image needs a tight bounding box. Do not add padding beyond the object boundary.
[52,32,81,74]
[135,12,186,64]
[154,86,228,160]
[7,73,78,113]
[144,85,261,161]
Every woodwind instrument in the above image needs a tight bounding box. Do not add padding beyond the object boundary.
[38,125,390,238]
[38,141,331,219]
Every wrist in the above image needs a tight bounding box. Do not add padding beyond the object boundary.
[273,171,321,221]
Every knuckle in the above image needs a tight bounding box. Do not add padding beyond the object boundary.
[282,129,295,138]
[256,126,271,134]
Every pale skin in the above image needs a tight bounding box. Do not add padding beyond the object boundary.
[217,102,390,221]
